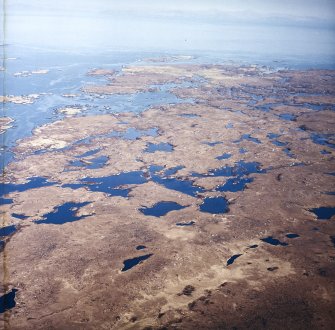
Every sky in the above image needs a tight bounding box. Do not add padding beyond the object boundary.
[4,0,335,21]
[1,0,335,61]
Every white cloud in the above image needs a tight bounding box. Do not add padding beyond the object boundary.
[6,0,335,21]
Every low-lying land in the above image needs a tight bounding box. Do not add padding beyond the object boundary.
[1,63,335,329]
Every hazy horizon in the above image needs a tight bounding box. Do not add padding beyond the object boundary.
[1,1,335,63]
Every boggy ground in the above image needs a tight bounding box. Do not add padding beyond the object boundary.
[0,62,335,329]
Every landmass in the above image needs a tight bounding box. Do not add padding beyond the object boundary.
[13,69,49,77]
[0,63,334,329]
[0,117,14,135]
[57,106,84,117]
[0,94,40,105]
